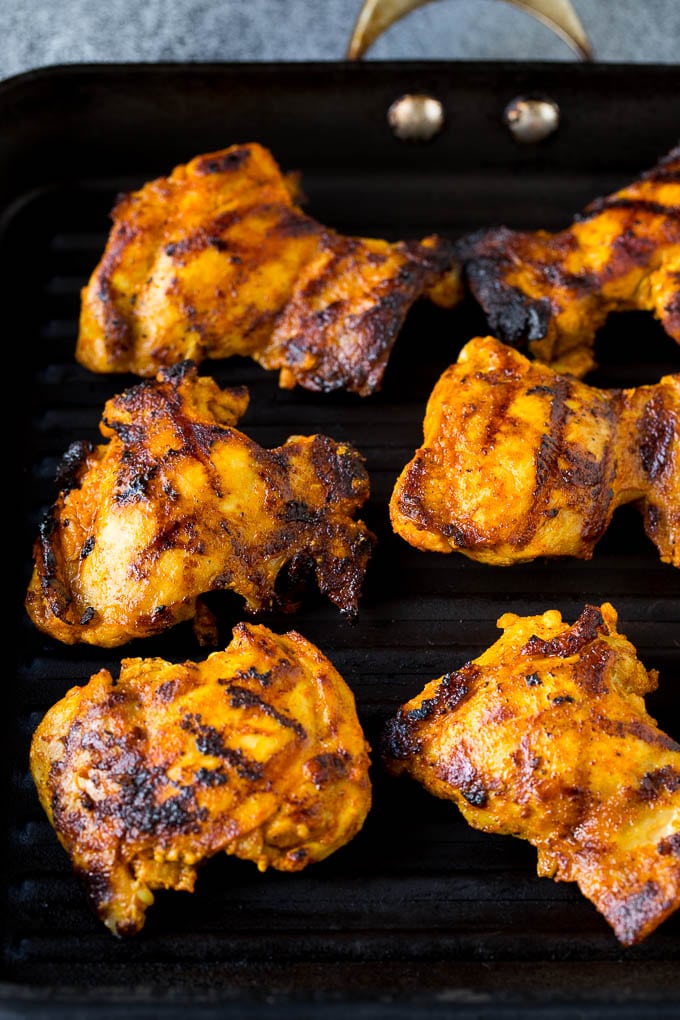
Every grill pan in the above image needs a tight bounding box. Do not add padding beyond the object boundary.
[3,60,680,1018]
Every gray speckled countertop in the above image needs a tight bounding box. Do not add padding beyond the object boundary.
[1,0,679,82]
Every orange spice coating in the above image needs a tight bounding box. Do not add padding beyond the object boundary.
[30,623,372,936]
[25,361,375,647]
[76,142,461,395]
[456,145,680,377]
[390,335,679,567]
[383,603,680,946]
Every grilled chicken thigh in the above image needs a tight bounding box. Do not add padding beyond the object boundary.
[390,335,679,566]
[25,361,375,648]
[456,145,680,377]
[383,602,680,946]
[30,622,372,936]
[76,141,460,395]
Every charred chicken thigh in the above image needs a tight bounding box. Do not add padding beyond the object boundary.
[383,603,680,946]
[30,623,372,936]
[25,361,375,648]
[390,335,679,567]
[456,145,680,377]
[76,141,460,395]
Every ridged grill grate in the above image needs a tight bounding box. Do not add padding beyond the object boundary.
[3,66,680,1013]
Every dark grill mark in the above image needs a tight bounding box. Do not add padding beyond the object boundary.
[115,465,159,503]
[583,196,680,220]
[155,680,179,703]
[481,373,520,455]
[305,752,350,788]
[282,500,320,524]
[639,392,674,481]
[234,665,273,687]
[396,457,432,529]
[308,434,370,502]
[638,766,680,802]
[405,699,440,723]
[440,520,475,548]
[440,667,479,712]
[383,665,478,765]
[437,751,489,809]
[575,641,612,695]
[196,147,251,174]
[270,236,451,396]
[180,713,264,781]
[599,716,680,752]
[272,207,321,238]
[405,666,478,723]
[226,685,306,739]
[195,767,228,787]
[93,767,207,837]
[512,375,574,550]
[114,366,238,514]
[523,605,606,658]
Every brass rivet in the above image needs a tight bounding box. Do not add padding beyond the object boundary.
[504,96,561,144]
[387,93,445,142]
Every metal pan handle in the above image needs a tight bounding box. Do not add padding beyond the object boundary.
[347,0,593,61]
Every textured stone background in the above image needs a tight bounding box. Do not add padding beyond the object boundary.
[1,0,679,81]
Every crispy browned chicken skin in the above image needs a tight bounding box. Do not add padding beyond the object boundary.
[30,622,372,936]
[76,142,460,395]
[383,602,680,946]
[390,335,679,566]
[25,361,375,648]
[456,145,680,377]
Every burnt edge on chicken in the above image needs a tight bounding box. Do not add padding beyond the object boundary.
[77,141,461,395]
[389,336,679,568]
[452,144,680,356]
[26,360,376,647]
[30,622,372,935]
[381,603,680,947]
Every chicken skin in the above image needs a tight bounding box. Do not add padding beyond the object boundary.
[25,361,375,648]
[30,622,372,936]
[76,141,460,395]
[390,335,679,566]
[456,145,680,377]
[383,602,680,946]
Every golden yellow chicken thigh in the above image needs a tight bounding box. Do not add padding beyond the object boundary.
[30,623,372,936]
[76,141,460,395]
[390,335,679,567]
[25,361,375,647]
[383,602,680,946]
[456,145,680,377]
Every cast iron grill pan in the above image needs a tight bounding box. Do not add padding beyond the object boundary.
[3,63,680,1017]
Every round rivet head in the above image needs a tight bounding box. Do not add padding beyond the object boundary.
[504,96,561,144]
[387,93,445,142]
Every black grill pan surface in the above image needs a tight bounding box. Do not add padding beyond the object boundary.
[3,62,680,1019]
